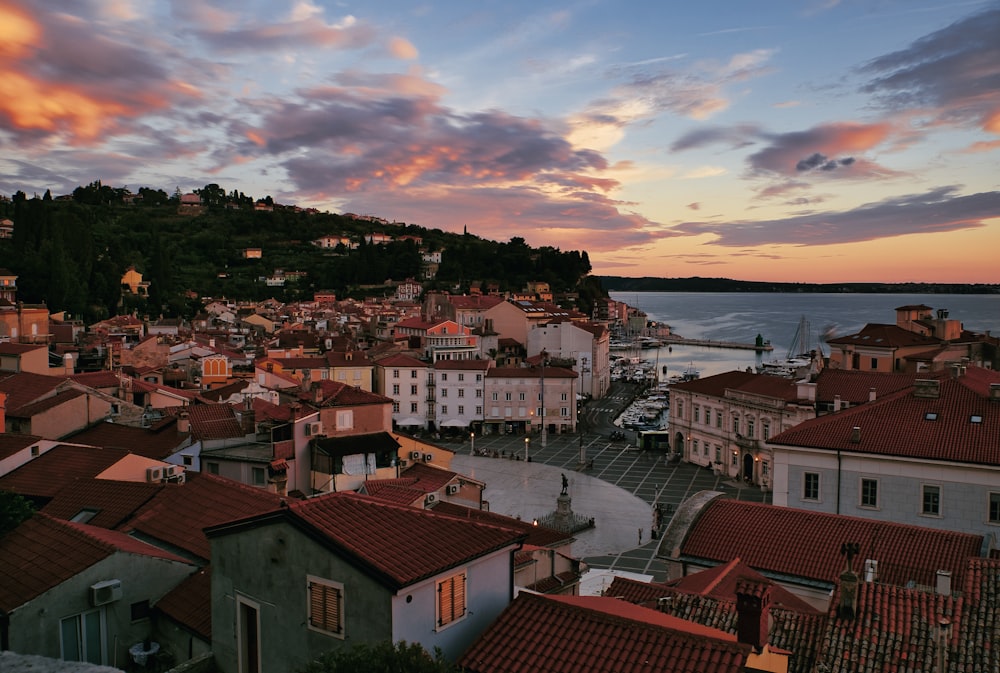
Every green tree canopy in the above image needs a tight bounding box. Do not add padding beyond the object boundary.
[297,641,459,673]
[0,490,35,538]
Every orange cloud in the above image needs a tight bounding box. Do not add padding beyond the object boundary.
[0,3,39,58]
[0,71,129,141]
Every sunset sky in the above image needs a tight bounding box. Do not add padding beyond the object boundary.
[2,1,998,283]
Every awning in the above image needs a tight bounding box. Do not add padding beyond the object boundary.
[269,459,289,472]
[439,419,468,428]
[396,417,425,426]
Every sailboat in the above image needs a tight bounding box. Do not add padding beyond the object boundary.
[757,316,817,378]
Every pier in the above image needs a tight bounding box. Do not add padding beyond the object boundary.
[659,335,773,351]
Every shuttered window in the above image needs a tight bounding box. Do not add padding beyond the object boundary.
[307,578,343,637]
[437,573,466,628]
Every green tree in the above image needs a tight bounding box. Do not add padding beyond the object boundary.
[297,641,459,673]
[0,490,35,538]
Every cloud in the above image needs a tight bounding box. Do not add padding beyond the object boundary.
[670,124,762,152]
[673,187,1000,246]
[857,6,1000,134]
[748,122,900,178]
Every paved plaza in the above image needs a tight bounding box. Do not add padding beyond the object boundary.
[444,382,772,587]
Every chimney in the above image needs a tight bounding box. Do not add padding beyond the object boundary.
[735,579,771,652]
[241,405,256,436]
[177,410,190,434]
[935,569,952,596]
[850,426,861,443]
[991,384,1000,403]
[868,387,877,402]
[936,617,952,673]
[838,542,860,620]
[314,384,323,405]
[209,337,215,348]
[833,395,842,412]
[913,379,940,399]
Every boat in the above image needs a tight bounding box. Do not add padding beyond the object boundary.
[757,315,819,379]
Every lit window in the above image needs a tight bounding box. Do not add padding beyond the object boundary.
[308,577,343,637]
[437,573,466,628]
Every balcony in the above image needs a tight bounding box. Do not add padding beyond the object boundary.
[734,434,760,451]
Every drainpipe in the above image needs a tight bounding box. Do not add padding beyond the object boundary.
[836,447,842,515]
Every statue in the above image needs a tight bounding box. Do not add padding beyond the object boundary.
[560,473,569,495]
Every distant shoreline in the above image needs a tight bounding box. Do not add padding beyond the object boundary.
[599,276,1000,294]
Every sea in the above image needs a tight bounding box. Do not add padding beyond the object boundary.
[609,292,1000,379]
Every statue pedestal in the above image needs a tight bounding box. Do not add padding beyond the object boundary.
[537,492,594,534]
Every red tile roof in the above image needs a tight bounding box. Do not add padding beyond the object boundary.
[826,323,942,349]
[770,371,1000,465]
[487,365,578,379]
[0,434,40,461]
[155,567,212,640]
[432,359,491,371]
[8,388,86,418]
[0,342,46,355]
[679,499,983,588]
[670,370,800,401]
[125,472,283,561]
[448,295,504,310]
[250,492,525,588]
[0,372,65,414]
[459,592,749,673]
[42,478,163,529]
[301,380,393,407]
[0,513,189,612]
[668,558,820,613]
[814,369,917,405]
[185,403,245,440]
[66,420,188,460]
[376,354,427,367]
[430,501,573,548]
[0,444,132,499]
[359,480,426,507]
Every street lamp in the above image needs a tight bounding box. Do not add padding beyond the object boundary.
[540,349,547,449]
[524,436,530,461]
[470,432,475,456]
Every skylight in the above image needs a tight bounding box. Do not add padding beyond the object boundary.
[925,412,938,421]
[971,415,983,424]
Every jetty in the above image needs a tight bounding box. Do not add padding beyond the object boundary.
[660,334,773,351]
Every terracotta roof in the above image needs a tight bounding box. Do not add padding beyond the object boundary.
[66,420,189,460]
[0,372,65,414]
[448,295,504,310]
[678,499,983,589]
[69,370,122,388]
[8,388,86,418]
[0,434,41,462]
[669,370,800,400]
[325,350,372,366]
[430,501,573,548]
[249,492,525,588]
[125,472,283,562]
[814,368,917,405]
[359,481,426,507]
[42,478,164,529]
[432,359,491,371]
[487,365,578,379]
[0,513,189,612]
[303,380,393,407]
[459,592,749,673]
[186,403,245,440]
[826,323,942,349]
[769,371,1000,465]
[155,567,212,640]
[376,354,427,367]
[0,444,132,500]
[667,558,820,613]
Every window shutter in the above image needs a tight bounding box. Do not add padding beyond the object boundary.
[309,582,341,634]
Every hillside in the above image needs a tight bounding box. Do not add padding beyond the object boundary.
[0,183,602,323]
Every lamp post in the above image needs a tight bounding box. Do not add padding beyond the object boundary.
[470,432,475,457]
[524,436,530,462]
[540,349,547,449]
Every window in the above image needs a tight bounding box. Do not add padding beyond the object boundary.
[871,357,878,369]
[731,452,738,466]
[990,493,1000,523]
[307,577,344,637]
[336,410,353,430]
[971,414,983,424]
[694,406,700,423]
[182,454,193,466]
[803,473,819,500]
[761,460,769,477]
[441,388,448,397]
[476,374,482,382]
[61,610,104,664]
[458,389,465,398]
[762,422,770,441]
[505,392,512,401]
[747,418,755,439]
[410,385,418,395]
[733,417,740,435]
[716,412,722,428]
[392,384,400,395]
[30,445,39,457]
[860,478,879,508]
[206,462,220,475]
[491,392,498,401]
[437,573,466,628]
[677,401,684,418]
[458,373,465,381]
[715,447,721,463]
[130,600,151,622]
[561,393,568,401]
[70,508,99,524]
[692,439,699,455]
[476,389,483,398]
[411,370,418,378]
[393,369,399,378]
[252,467,266,486]
[392,402,399,413]
[561,407,569,416]
[476,406,483,415]
[922,485,941,516]
[518,392,525,401]
[410,402,418,413]
[458,405,464,415]
[441,373,448,381]
[441,405,447,415]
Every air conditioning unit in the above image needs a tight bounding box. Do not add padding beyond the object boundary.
[423,453,433,462]
[410,450,421,460]
[446,484,459,495]
[172,472,186,485]
[164,465,177,478]
[311,423,322,435]
[145,467,163,483]
[398,459,408,468]
[90,579,123,606]
[425,493,437,504]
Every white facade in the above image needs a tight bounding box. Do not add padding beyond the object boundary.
[377,356,430,430]
[526,322,611,400]
[432,361,489,432]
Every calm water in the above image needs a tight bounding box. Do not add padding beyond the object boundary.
[609,292,1000,379]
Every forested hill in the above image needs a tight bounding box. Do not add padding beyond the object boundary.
[599,276,1000,294]
[0,183,603,323]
